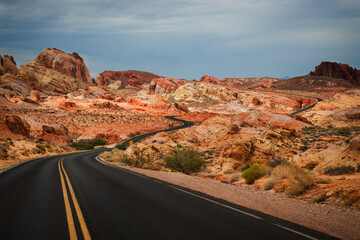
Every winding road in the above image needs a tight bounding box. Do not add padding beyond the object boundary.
[0,116,336,240]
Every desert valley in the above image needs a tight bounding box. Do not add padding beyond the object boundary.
[1,48,360,239]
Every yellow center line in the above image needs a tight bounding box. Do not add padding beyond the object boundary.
[58,159,78,240]
[61,159,92,240]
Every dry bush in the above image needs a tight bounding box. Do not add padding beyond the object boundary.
[271,163,314,197]
[229,173,242,183]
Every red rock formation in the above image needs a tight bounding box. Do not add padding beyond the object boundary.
[349,135,360,150]
[0,54,19,75]
[346,109,360,119]
[19,48,93,93]
[95,70,162,89]
[38,124,72,145]
[127,98,148,107]
[310,61,360,85]
[35,48,92,85]
[199,75,221,85]
[91,101,120,109]
[2,115,31,138]
[251,97,262,106]
[96,133,122,144]
[96,94,115,101]
[29,90,41,102]
[148,77,187,95]
[259,80,277,89]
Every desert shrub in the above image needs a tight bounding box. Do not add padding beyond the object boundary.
[285,179,313,197]
[341,193,360,206]
[229,173,242,183]
[271,164,304,180]
[267,156,287,168]
[242,164,266,184]
[115,143,130,150]
[164,147,205,174]
[324,165,356,175]
[264,180,275,190]
[71,138,107,150]
[272,163,314,197]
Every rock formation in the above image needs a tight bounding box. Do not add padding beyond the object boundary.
[310,61,360,85]
[0,54,19,75]
[259,79,277,89]
[148,77,187,95]
[200,75,281,90]
[0,114,30,138]
[95,70,161,89]
[19,48,93,93]
[38,124,72,145]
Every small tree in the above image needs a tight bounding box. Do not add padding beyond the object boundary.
[164,147,205,174]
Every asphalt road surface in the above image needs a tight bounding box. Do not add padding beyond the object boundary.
[0,117,337,240]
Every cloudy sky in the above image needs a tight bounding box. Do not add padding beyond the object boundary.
[1,0,359,80]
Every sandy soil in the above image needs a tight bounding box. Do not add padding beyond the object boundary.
[104,162,360,240]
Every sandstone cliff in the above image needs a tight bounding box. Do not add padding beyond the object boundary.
[310,61,360,85]
[95,70,161,89]
[19,48,93,93]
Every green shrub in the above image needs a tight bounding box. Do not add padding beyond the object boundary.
[264,180,275,190]
[164,147,205,174]
[324,165,356,175]
[71,138,107,150]
[115,143,130,150]
[242,164,266,184]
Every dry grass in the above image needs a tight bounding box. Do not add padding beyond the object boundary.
[271,163,314,197]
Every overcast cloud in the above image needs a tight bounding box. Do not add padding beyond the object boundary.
[0,0,359,79]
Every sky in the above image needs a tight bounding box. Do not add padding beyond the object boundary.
[0,0,359,80]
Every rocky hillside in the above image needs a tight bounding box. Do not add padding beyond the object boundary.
[95,70,162,89]
[200,75,282,89]
[276,75,357,91]
[19,48,93,93]
[310,61,360,85]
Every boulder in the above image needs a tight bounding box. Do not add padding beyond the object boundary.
[251,97,262,106]
[4,115,30,138]
[38,124,72,145]
[0,54,19,75]
[227,124,239,134]
[349,136,360,150]
[29,90,41,102]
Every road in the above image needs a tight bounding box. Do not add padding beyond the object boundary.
[0,117,337,240]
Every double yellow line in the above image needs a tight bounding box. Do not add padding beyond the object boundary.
[58,159,91,240]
